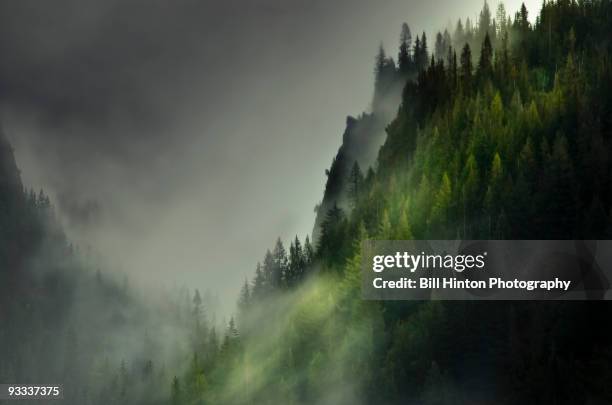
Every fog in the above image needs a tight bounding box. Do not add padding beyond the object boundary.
[0,0,540,314]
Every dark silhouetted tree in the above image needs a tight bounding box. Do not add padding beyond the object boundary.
[398,23,412,75]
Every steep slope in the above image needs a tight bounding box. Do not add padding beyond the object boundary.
[312,113,385,242]
[0,129,23,210]
[0,129,25,289]
[171,2,612,405]
[0,130,181,405]
[312,55,409,244]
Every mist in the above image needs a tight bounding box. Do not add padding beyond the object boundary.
[0,0,540,314]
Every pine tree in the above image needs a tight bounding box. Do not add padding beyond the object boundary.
[451,50,458,88]
[398,23,412,75]
[418,31,429,70]
[373,43,397,109]
[496,2,507,36]
[347,161,364,208]
[237,279,250,325]
[287,236,305,287]
[518,3,529,32]
[430,172,452,228]
[460,43,473,92]
[465,17,474,42]
[208,327,219,356]
[479,0,492,39]
[304,235,314,267]
[318,203,345,266]
[272,238,288,288]
[375,43,386,80]
[478,33,493,81]
[496,30,510,80]
[443,29,452,56]
[378,209,393,239]
[251,262,266,299]
[435,32,445,62]
[193,289,202,320]
[396,209,414,239]
[262,250,275,288]
[414,35,422,70]
[454,19,465,48]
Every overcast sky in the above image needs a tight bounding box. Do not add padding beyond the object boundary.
[0,0,539,313]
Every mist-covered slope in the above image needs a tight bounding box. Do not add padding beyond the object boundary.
[312,49,411,243]
[312,113,385,243]
[5,1,612,404]
[0,133,26,314]
[0,129,189,405]
[168,1,612,404]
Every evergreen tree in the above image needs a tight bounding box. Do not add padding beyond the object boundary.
[454,19,465,48]
[496,2,507,36]
[237,279,250,326]
[396,209,414,239]
[460,43,473,92]
[518,3,529,32]
[272,238,288,288]
[347,161,364,208]
[225,1,612,402]
[375,43,386,78]
[479,0,492,38]
[318,203,346,267]
[208,327,219,356]
[287,236,306,287]
[414,35,422,69]
[435,32,445,61]
[373,43,398,109]
[418,31,429,70]
[251,262,266,299]
[465,17,474,43]
[430,172,452,229]
[193,289,202,320]
[398,23,413,75]
[478,33,493,81]
[443,29,452,55]
[378,209,393,239]
[262,250,275,288]
[304,235,315,267]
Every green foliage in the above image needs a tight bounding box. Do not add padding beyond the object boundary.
[174,1,612,404]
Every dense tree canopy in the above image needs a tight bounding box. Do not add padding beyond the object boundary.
[192,1,612,403]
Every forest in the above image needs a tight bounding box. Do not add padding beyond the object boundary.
[169,0,612,403]
[2,0,612,404]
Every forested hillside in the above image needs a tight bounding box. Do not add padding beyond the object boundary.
[0,129,194,405]
[3,1,612,404]
[169,1,612,404]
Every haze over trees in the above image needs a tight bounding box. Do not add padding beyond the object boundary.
[3,0,612,404]
[177,1,612,403]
